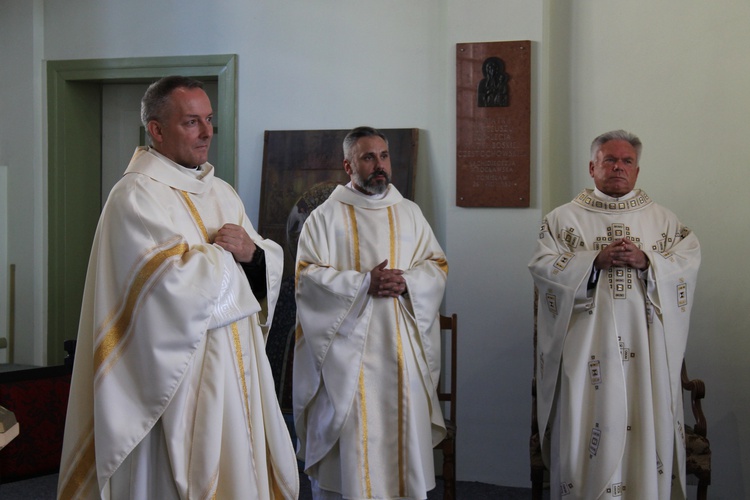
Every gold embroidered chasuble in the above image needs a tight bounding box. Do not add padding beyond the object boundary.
[529,188,700,500]
[293,184,448,499]
[57,147,299,499]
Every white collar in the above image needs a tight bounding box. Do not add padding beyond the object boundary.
[593,187,637,201]
[150,147,207,179]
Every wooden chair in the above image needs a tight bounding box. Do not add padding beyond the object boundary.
[435,313,458,500]
[529,290,711,499]
[682,362,712,499]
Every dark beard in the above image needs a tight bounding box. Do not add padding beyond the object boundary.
[354,169,391,195]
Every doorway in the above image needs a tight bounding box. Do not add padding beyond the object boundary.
[46,55,237,366]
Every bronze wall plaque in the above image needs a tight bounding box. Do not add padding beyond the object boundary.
[456,41,531,207]
[258,128,418,276]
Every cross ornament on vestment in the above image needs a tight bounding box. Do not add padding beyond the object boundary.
[593,223,642,300]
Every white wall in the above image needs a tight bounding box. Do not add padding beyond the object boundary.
[0,0,45,366]
[442,1,544,486]
[0,165,7,363]
[1,0,748,497]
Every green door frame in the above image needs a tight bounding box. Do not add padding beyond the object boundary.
[46,55,237,365]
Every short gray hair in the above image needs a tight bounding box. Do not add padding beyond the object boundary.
[343,126,389,161]
[590,129,642,162]
[140,76,205,144]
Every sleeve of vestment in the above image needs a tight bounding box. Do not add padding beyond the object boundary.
[292,206,371,459]
[641,221,701,400]
[527,211,598,458]
[398,203,449,393]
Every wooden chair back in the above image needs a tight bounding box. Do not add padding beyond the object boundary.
[437,314,457,424]
[435,313,458,500]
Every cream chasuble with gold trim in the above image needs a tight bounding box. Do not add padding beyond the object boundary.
[294,184,447,500]
[58,147,299,499]
[529,188,700,500]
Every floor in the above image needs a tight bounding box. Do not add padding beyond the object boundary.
[0,473,540,499]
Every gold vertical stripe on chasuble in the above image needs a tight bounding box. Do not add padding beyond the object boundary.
[180,191,210,242]
[347,204,372,495]
[58,429,96,500]
[386,206,397,268]
[231,321,260,488]
[358,367,372,497]
[387,205,407,495]
[393,296,406,496]
[94,242,188,372]
[346,205,361,272]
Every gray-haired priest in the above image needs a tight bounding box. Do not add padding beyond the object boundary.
[294,126,449,500]
[529,130,700,499]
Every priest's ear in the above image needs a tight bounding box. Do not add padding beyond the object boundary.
[343,158,354,177]
[147,120,165,146]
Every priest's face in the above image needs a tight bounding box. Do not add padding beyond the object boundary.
[589,139,640,197]
[344,136,392,195]
[148,87,213,168]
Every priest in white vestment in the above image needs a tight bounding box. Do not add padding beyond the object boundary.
[293,127,448,500]
[58,76,299,499]
[529,130,700,499]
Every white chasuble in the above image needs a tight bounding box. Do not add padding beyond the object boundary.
[58,147,299,499]
[293,185,448,500]
[529,189,700,500]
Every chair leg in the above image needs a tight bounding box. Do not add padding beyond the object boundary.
[697,480,708,500]
[531,481,544,500]
[530,467,544,500]
[442,438,456,500]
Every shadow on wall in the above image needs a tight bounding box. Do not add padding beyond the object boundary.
[708,410,745,499]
